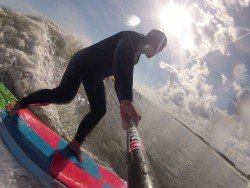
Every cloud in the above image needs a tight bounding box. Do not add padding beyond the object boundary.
[186,1,241,60]
[158,61,217,119]
[159,62,248,121]
[224,0,250,8]
[156,0,250,122]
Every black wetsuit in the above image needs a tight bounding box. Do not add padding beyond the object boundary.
[19,31,144,143]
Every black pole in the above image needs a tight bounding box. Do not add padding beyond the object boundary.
[127,122,156,188]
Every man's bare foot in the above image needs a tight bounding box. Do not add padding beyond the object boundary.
[68,140,84,163]
[6,101,21,116]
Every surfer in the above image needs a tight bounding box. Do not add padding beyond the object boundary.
[6,30,167,161]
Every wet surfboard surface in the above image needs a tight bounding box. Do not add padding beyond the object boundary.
[0,82,127,188]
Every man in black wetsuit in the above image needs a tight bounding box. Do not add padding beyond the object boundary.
[6,30,167,161]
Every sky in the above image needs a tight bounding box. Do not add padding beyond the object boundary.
[1,0,250,175]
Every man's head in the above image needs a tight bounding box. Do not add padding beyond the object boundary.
[145,29,167,58]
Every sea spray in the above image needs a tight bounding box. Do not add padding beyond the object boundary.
[0,7,88,137]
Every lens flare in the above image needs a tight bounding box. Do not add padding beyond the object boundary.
[233,64,247,83]
[126,15,140,27]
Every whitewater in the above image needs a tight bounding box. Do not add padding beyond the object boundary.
[0,8,249,187]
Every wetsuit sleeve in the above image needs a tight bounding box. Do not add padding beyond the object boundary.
[113,33,135,102]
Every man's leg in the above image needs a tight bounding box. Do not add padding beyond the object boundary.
[69,80,106,162]
[7,59,83,115]
[74,80,106,143]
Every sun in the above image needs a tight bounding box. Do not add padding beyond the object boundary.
[159,3,195,49]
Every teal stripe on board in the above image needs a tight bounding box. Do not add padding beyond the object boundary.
[104,184,112,188]
[57,139,101,180]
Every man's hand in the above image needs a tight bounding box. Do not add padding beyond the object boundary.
[120,100,141,130]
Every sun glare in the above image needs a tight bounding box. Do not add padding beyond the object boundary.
[159,3,195,49]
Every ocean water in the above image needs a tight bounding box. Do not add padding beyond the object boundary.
[0,8,249,187]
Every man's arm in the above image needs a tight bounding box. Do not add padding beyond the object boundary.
[113,32,141,129]
[113,33,135,101]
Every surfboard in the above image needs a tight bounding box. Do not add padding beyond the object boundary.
[0,82,127,188]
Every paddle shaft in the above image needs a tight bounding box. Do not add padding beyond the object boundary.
[127,122,156,188]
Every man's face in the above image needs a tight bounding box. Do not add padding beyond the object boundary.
[145,44,164,58]
[145,44,157,58]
